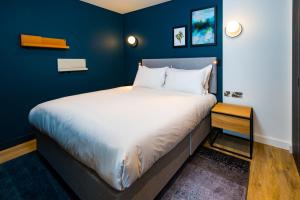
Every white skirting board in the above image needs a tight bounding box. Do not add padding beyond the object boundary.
[223,130,292,153]
[254,133,292,153]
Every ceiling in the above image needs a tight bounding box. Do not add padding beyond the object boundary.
[80,0,172,14]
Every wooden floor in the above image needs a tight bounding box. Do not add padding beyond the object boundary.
[247,143,300,200]
[0,140,36,164]
[0,140,299,199]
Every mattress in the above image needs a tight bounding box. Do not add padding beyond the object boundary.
[29,86,216,191]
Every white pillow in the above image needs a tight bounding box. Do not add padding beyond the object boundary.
[203,65,213,93]
[164,65,212,95]
[133,66,167,89]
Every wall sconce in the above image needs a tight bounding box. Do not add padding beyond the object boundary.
[225,21,243,38]
[127,36,138,47]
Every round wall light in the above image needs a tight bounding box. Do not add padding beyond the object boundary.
[225,21,243,38]
[127,36,138,47]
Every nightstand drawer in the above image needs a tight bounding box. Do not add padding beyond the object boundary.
[211,113,250,135]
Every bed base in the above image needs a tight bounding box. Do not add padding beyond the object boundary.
[36,116,211,200]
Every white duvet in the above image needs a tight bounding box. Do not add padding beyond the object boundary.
[29,86,216,191]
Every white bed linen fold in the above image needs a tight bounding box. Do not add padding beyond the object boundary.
[29,86,216,191]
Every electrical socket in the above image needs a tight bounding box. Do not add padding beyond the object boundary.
[224,91,243,98]
[224,91,231,97]
[232,92,243,98]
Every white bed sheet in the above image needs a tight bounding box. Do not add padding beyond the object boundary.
[29,86,216,191]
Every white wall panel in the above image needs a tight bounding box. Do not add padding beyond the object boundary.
[223,0,293,150]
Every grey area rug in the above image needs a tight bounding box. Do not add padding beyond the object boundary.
[0,147,249,200]
[157,147,250,200]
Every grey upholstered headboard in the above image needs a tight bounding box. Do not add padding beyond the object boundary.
[142,57,218,94]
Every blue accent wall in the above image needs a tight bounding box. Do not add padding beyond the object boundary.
[124,0,223,100]
[0,0,125,150]
[0,0,223,150]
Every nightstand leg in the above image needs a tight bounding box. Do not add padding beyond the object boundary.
[209,128,220,146]
[250,133,253,159]
[250,109,254,159]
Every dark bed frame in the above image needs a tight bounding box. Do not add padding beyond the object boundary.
[36,57,218,200]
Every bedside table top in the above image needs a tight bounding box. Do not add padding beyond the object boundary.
[211,103,252,119]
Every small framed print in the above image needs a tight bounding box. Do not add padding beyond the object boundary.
[173,26,187,48]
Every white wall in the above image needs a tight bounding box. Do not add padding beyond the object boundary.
[223,0,293,150]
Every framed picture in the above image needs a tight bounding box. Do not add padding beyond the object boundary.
[191,6,217,46]
[173,26,187,48]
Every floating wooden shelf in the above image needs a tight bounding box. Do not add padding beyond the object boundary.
[20,34,69,49]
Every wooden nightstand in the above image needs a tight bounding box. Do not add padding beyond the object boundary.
[210,103,253,159]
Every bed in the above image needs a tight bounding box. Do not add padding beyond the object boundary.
[29,57,218,200]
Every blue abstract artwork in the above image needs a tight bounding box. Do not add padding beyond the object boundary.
[191,7,216,46]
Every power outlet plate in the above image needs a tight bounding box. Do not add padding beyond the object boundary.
[224,91,231,97]
[232,92,243,98]
[224,91,243,98]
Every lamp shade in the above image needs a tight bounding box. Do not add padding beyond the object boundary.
[127,36,138,47]
[225,21,243,38]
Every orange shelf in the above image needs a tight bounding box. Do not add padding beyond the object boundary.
[20,34,69,49]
